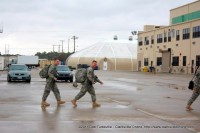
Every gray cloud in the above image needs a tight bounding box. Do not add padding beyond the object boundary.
[0,0,196,55]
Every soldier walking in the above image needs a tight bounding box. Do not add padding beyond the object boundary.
[186,68,200,111]
[71,60,103,108]
[41,58,65,107]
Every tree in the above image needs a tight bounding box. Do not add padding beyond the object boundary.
[35,52,73,65]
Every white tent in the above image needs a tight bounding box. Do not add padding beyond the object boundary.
[67,40,138,71]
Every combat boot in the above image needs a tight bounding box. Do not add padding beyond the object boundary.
[186,105,193,111]
[71,99,77,107]
[92,101,101,108]
[41,101,50,107]
[57,100,65,105]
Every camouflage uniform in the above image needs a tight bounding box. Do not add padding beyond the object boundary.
[42,65,61,101]
[187,69,200,105]
[75,67,101,102]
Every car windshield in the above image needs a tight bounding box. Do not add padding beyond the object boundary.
[10,65,28,71]
[57,66,70,71]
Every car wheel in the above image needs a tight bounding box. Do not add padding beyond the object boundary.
[70,78,73,83]
[65,79,68,82]
[26,79,31,83]
[7,77,11,82]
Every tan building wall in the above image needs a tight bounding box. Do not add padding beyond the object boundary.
[170,0,200,25]
[138,19,200,74]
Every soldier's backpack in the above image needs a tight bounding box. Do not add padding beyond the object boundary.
[39,65,51,78]
[75,68,88,83]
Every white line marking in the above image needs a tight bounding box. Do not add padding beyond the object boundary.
[137,109,198,133]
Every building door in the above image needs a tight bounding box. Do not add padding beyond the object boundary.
[151,61,153,66]
[103,61,108,70]
[162,51,171,72]
[138,61,141,71]
[192,60,194,73]
[196,55,200,66]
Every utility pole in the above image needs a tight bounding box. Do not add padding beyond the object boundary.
[58,45,60,53]
[5,44,9,67]
[60,40,64,53]
[0,23,3,55]
[5,44,9,55]
[52,45,55,52]
[68,38,70,53]
[0,22,3,33]
[5,44,6,55]
[71,36,78,53]
[52,45,61,52]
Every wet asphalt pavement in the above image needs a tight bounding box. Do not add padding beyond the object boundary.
[0,69,200,133]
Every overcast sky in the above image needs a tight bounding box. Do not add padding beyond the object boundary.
[0,0,196,55]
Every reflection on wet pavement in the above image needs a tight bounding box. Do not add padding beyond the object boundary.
[0,69,199,133]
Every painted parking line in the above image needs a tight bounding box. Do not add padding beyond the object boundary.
[137,109,198,133]
[101,97,130,106]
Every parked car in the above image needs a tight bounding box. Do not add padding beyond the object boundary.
[56,65,73,82]
[7,64,31,83]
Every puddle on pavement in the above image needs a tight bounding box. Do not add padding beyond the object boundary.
[114,105,129,109]
[156,82,186,90]
[105,82,142,91]
[113,78,138,83]
[100,100,129,108]
[0,97,22,102]
[168,84,186,90]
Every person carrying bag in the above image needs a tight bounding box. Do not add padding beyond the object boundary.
[186,65,200,111]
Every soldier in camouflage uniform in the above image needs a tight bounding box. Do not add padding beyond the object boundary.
[41,58,65,107]
[186,68,200,111]
[71,60,103,108]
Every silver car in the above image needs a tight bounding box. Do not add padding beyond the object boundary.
[7,64,31,83]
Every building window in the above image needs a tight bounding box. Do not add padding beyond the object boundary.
[157,57,162,66]
[196,55,200,66]
[168,31,171,42]
[193,26,200,38]
[145,36,149,45]
[183,56,186,66]
[138,37,143,46]
[157,33,162,43]
[176,30,180,41]
[183,28,190,40]
[172,56,179,66]
[144,58,149,66]
[139,42,143,46]
[151,35,154,44]
[171,29,175,38]
[164,32,167,43]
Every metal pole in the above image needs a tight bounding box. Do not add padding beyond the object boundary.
[72,36,78,53]
[60,40,64,53]
[5,44,6,55]
[73,36,75,53]
[58,45,60,53]
[68,39,70,53]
